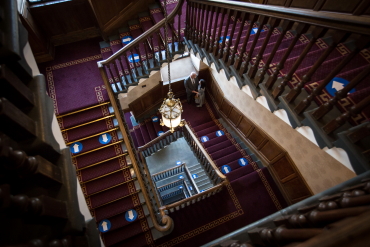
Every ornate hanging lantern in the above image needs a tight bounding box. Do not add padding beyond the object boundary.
[158,0,184,132]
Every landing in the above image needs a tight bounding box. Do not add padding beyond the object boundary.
[145,137,198,175]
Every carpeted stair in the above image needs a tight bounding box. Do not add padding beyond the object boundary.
[187,6,370,126]
[58,104,157,246]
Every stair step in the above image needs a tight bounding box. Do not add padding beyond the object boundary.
[84,170,135,196]
[192,120,216,132]
[206,139,233,154]
[77,156,131,183]
[92,192,145,222]
[58,104,113,130]
[134,128,145,147]
[196,125,220,137]
[210,145,238,160]
[102,204,150,234]
[88,180,140,209]
[202,135,228,148]
[214,150,243,167]
[102,218,151,246]
[72,144,127,170]
[64,117,118,144]
[225,162,257,181]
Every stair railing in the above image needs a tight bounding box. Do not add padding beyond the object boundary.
[157,178,185,193]
[183,123,227,185]
[97,0,185,93]
[160,180,228,213]
[98,68,173,232]
[138,126,184,157]
[185,0,370,159]
[151,164,186,182]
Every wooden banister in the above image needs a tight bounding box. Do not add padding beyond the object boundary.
[159,180,228,214]
[183,123,227,180]
[323,95,370,135]
[98,66,173,232]
[97,0,184,67]
[189,0,370,35]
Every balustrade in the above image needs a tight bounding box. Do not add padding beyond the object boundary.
[184,0,370,164]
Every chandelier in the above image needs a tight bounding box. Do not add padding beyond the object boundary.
[159,0,184,132]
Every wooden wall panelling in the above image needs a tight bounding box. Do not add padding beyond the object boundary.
[219,98,232,117]
[18,1,54,63]
[265,144,313,204]
[29,0,99,47]
[353,0,370,15]
[362,4,370,15]
[238,116,254,138]
[263,0,286,6]
[206,70,313,205]
[128,80,186,121]
[88,0,155,37]
[248,127,268,150]
[289,0,319,9]
[319,0,363,14]
[228,107,243,127]
[259,140,285,163]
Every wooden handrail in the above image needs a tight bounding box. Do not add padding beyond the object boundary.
[97,0,184,67]
[184,123,227,180]
[139,152,163,215]
[159,180,228,214]
[137,126,181,152]
[190,0,370,35]
[98,66,173,232]
[151,163,185,179]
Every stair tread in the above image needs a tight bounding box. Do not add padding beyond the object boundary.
[72,144,125,170]
[78,156,129,183]
[89,181,139,209]
[84,169,134,196]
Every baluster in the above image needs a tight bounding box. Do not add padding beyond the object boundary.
[261,23,308,89]
[294,37,370,115]
[129,49,140,77]
[124,52,135,83]
[213,8,226,56]
[111,61,121,87]
[323,95,370,134]
[222,10,239,62]
[170,20,175,53]
[195,3,202,43]
[143,40,150,71]
[227,12,247,67]
[208,6,218,52]
[200,5,209,48]
[191,2,197,41]
[117,55,128,87]
[105,64,115,86]
[199,3,206,46]
[272,26,327,99]
[156,34,164,61]
[136,45,146,76]
[249,17,283,81]
[286,31,349,103]
[185,0,190,38]
[205,6,215,51]
[177,3,182,50]
[234,14,258,70]
[217,8,231,59]
[347,122,370,144]
[239,15,269,75]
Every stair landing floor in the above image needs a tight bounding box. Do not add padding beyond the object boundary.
[145,137,198,175]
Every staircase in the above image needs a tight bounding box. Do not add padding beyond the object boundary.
[36,0,370,246]
[98,0,185,94]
